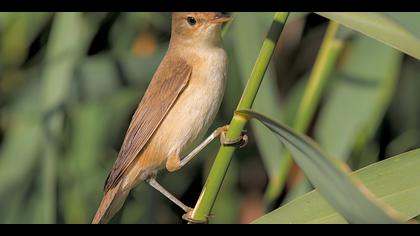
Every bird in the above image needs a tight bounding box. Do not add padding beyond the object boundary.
[92,12,246,224]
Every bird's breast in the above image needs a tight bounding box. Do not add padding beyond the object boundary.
[157,47,228,157]
[124,48,228,185]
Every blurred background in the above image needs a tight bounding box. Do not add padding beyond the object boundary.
[0,12,419,224]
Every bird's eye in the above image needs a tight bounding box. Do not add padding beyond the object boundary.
[186,16,196,26]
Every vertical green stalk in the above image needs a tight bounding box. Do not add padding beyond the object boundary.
[189,12,290,223]
[41,13,93,223]
[293,21,342,132]
[264,21,344,205]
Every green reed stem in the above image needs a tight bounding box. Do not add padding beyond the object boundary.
[189,12,290,223]
[264,21,344,205]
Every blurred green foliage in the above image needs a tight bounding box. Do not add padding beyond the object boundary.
[0,12,419,224]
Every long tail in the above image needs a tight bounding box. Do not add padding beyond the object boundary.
[92,182,129,224]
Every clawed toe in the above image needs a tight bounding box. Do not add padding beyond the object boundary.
[182,209,210,224]
[220,130,248,148]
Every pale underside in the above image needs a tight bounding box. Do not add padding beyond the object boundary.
[105,46,227,193]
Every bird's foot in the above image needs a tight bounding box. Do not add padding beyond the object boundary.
[220,127,248,148]
[182,209,211,224]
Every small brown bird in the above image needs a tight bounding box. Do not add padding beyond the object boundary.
[92,12,245,224]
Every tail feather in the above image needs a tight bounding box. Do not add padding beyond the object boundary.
[92,182,129,224]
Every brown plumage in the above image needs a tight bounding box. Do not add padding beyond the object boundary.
[104,57,192,192]
[92,12,230,224]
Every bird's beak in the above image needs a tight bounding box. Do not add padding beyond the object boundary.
[210,13,232,24]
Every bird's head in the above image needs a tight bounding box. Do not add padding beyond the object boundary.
[170,12,231,48]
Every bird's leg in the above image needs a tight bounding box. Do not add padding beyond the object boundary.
[145,177,192,213]
[146,176,207,224]
[177,125,248,169]
[178,126,226,168]
[161,126,247,224]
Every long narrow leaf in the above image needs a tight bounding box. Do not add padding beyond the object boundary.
[254,148,420,223]
[238,110,401,223]
[316,12,420,59]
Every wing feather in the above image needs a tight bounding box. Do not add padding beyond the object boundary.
[104,55,192,191]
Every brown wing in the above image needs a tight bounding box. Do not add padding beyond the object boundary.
[104,56,192,192]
